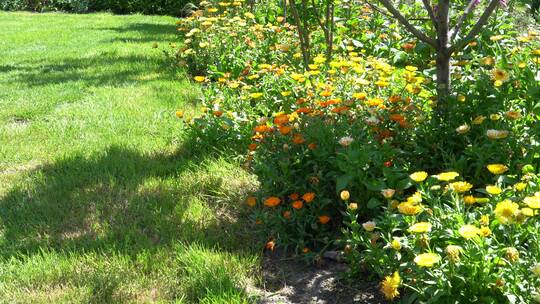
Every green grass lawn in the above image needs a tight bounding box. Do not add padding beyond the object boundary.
[0,12,259,303]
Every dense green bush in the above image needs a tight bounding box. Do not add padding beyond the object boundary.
[0,0,196,16]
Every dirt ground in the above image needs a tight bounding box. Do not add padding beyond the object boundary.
[255,252,388,304]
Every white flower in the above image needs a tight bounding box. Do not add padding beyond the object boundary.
[456,124,470,134]
[486,129,509,139]
[532,263,540,276]
[339,136,354,147]
[362,221,376,232]
[365,116,380,126]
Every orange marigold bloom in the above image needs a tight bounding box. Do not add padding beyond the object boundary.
[279,125,293,135]
[246,196,257,207]
[308,143,317,150]
[296,107,312,114]
[283,211,291,219]
[289,193,300,200]
[302,192,316,202]
[264,197,281,207]
[390,114,405,122]
[248,143,258,151]
[292,134,305,144]
[265,240,275,251]
[389,95,402,103]
[302,247,310,253]
[296,98,307,104]
[319,215,331,224]
[254,125,271,133]
[292,200,303,209]
[274,114,289,125]
[331,106,350,114]
[213,110,223,117]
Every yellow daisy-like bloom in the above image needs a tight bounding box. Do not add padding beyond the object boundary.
[463,195,476,205]
[514,182,527,192]
[521,207,534,217]
[193,76,206,82]
[397,202,423,216]
[458,224,481,239]
[448,181,473,193]
[487,164,509,175]
[249,92,263,99]
[410,171,428,182]
[408,222,432,233]
[414,253,441,267]
[494,199,519,224]
[480,226,492,237]
[380,271,400,300]
[434,171,460,181]
[407,192,422,204]
[486,185,502,195]
[472,115,486,125]
[391,238,402,251]
[491,68,509,82]
[524,196,540,209]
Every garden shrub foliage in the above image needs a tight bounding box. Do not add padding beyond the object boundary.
[175,0,540,301]
[0,0,195,15]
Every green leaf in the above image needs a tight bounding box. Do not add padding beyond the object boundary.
[367,198,381,209]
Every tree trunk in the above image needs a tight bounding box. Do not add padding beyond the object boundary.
[436,51,450,109]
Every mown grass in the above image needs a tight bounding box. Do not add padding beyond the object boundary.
[0,12,260,303]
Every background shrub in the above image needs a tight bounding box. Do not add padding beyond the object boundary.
[0,0,197,16]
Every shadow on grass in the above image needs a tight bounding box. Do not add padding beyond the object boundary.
[100,22,179,44]
[0,140,257,259]
[4,51,180,88]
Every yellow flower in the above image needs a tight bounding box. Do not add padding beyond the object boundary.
[407,192,422,204]
[486,185,502,195]
[414,253,441,267]
[408,222,432,233]
[514,182,527,192]
[380,271,400,300]
[250,92,263,99]
[480,226,492,237]
[463,195,476,205]
[391,238,402,251]
[480,215,490,226]
[521,208,534,217]
[505,247,519,263]
[472,115,486,125]
[446,245,462,262]
[434,171,459,182]
[340,190,350,201]
[458,224,481,239]
[194,76,206,82]
[494,199,519,224]
[397,202,423,215]
[381,189,396,199]
[448,181,473,193]
[410,171,428,182]
[491,68,510,83]
[487,164,509,175]
[524,196,540,209]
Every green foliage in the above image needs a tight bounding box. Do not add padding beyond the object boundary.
[0,0,197,15]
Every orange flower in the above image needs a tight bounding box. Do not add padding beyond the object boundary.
[289,193,299,200]
[390,114,405,122]
[302,247,310,253]
[246,196,257,207]
[296,107,312,114]
[292,200,303,209]
[254,125,271,133]
[213,110,223,117]
[279,125,293,135]
[283,211,291,219]
[389,95,402,103]
[319,215,331,224]
[308,143,317,150]
[292,134,305,144]
[248,143,257,151]
[265,240,275,251]
[274,114,289,125]
[264,197,281,207]
[331,106,350,114]
[302,192,315,202]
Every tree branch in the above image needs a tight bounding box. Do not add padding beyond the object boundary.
[377,0,437,48]
[449,0,499,54]
[421,0,438,30]
[449,0,479,42]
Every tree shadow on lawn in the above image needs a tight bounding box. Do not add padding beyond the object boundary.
[6,51,181,89]
[100,22,179,44]
[0,142,258,260]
